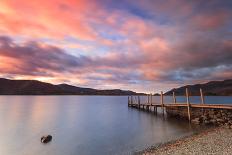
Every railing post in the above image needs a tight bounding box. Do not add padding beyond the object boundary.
[147,94,149,105]
[138,96,140,107]
[134,96,137,105]
[173,91,176,104]
[186,88,191,122]
[200,88,205,104]
[161,91,164,114]
[128,96,130,106]
[150,93,152,106]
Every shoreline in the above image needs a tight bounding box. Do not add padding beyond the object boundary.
[136,126,232,155]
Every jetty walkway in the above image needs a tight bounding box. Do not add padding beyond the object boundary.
[128,88,232,124]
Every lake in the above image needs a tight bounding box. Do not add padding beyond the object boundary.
[0,96,231,155]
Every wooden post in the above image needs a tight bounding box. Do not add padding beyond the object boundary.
[186,88,191,122]
[200,88,205,115]
[138,96,140,105]
[173,91,176,104]
[150,93,152,106]
[131,96,133,105]
[161,91,164,114]
[147,94,149,105]
[200,88,205,104]
[128,96,130,106]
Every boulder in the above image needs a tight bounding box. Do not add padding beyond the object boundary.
[41,135,52,143]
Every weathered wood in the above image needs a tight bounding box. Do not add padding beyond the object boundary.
[200,88,205,104]
[173,91,176,103]
[186,88,191,122]
[150,93,152,106]
[147,94,149,105]
[161,91,164,114]
[129,94,232,121]
[191,104,232,110]
[138,96,140,106]
[128,96,130,106]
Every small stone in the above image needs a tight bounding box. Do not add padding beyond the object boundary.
[204,120,210,124]
[216,119,224,122]
[192,118,200,124]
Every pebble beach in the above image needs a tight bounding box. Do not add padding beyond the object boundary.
[140,127,232,155]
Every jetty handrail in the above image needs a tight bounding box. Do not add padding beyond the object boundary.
[128,88,232,122]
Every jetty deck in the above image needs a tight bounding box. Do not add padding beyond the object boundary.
[128,88,232,122]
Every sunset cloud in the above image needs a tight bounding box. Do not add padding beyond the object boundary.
[0,0,231,92]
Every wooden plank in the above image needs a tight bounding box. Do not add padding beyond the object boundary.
[165,104,188,107]
[191,104,232,110]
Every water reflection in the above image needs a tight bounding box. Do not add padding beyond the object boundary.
[0,96,230,155]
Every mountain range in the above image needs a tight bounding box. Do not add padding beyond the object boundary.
[0,78,231,96]
[0,78,144,95]
[165,79,232,96]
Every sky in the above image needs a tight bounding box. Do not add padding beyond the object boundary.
[0,0,231,93]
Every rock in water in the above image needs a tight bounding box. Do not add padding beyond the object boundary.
[41,135,52,143]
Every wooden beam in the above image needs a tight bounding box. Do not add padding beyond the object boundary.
[191,104,232,110]
[186,88,191,122]
[172,91,176,104]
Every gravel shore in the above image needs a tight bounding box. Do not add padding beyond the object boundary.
[140,127,232,155]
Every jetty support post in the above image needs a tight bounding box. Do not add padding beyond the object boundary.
[128,96,129,106]
[173,91,176,104]
[186,88,191,122]
[161,91,164,114]
[150,93,152,111]
[128,96,130,106]
[138,96,140,108]
[150,93,152,106]
[131,96,133,105]
[147,94,149,105]
[200,88,205,115]
[200,88,205,104]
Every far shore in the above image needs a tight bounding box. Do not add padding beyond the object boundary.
[136,127,232,155]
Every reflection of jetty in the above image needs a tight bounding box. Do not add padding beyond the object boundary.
[128,88,232,125]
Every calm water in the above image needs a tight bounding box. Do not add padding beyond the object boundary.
[0,96,231,155]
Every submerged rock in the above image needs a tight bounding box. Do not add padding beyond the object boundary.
[41,135,52,143]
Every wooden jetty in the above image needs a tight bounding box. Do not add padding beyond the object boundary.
[128,88,232,122]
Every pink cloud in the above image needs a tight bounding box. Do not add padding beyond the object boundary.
[191,11,230,30]
[0,0,231,92]
[0,0,99,40]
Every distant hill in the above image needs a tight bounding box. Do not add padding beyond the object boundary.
[165,79,232,96]
[0,78,144,95]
